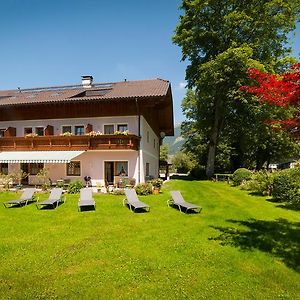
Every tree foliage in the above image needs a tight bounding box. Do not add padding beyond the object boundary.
[173,0,300,177]
[241,63,300,130]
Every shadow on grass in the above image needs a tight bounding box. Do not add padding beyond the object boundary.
[78,205,96,212]
[209,218,300,272]
[266,198,300,211]
[168,204,200,214]
[124,204,149,213]
[38,201,65,210]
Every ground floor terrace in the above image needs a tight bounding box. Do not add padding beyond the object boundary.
[0,150,159,189]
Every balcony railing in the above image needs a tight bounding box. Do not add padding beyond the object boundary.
[0,134,140,151]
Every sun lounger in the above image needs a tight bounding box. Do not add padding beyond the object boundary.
[168,191,202,213]
[36,188,64,209]
[123,189,150,212]
[3,188,36,208]
[78,188,95,211]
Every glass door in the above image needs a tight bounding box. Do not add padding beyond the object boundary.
[105,162,114,185]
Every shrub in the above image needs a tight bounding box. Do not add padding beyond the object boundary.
[248,170,275,196]
[171,152,195,174]
[232,168,252,186]
[135,183,153,195]
[149,178,163,189]
[67,180,84,194]
[272,168,300,202]
[190,165,206,179]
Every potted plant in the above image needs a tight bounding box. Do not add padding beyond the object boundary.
[150,178,163,194]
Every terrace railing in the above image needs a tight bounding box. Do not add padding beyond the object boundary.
[0,134,140,151]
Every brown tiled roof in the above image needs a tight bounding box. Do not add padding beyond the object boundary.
[0,79,170,106]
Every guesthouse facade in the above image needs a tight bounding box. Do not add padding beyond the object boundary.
[0,76,174,188]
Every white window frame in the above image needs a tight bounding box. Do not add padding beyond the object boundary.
[103,124,115,135]
[61,125,73,134]
[35,126,44,136]
[66,161,81,177]
[74,125,85,136]
[24,127,33,136]
[116,123,128,132]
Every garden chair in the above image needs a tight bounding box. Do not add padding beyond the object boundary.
[168,191,202,213]
[78,188,95,211]
[123,188,150,212]
[3,188,36,208]
[36,188,64,209]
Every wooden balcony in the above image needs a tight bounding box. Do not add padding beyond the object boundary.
[0,134,140,151]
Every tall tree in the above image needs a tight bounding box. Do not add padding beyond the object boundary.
[173,0,300,177]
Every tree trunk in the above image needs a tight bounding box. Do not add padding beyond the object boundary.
[206,98,223,178]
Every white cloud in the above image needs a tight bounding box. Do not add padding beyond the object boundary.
[177,81,187,90]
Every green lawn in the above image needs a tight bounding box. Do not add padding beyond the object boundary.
[0,180,299,299]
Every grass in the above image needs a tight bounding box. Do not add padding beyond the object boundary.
[0,180,299,299]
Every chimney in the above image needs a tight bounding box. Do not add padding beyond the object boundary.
[81,75,93,88]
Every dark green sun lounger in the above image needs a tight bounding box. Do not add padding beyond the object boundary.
[3,188,36,208]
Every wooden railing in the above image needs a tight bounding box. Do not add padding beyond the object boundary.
[0,134,140,151]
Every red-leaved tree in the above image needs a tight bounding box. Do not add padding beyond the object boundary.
[241,63,300,130]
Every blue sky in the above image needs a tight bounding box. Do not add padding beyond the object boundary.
[0,0,299,124]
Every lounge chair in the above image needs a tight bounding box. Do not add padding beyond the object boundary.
[3,188,36,208]
[168,191,202,213]
[123,189,150,212]
[36,188,64,209]
[78,188,95,211]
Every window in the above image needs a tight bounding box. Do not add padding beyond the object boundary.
[115,161,128,176]
[74,125,84,136]
[29,163,44,175]
[117,124,128,132]
[104,124,114,134]
[0,163,8,175]
[62,125,72,134]
[35,127,44,136]
[153,138,156,148]
[24,127,32,135]
[147,131,149,143]
[146,163,150,177]
[66,161,81,176]
[0,129,5,137]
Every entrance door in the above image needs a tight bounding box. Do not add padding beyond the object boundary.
[20,163,29,185]
[105,162,114,185]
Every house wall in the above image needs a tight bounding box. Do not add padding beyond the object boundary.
[3,115,161,185]
[0,116,139,137]
[139,116,160,182]
[7,150,138,186]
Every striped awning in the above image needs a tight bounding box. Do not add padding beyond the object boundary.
[0,151,84,163]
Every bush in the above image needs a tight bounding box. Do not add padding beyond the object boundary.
[232,168,252,186]
[189,165,207,179]
[272,168,300,202]
[248,170,275,196]
[171,152,195,174]
[67,180,84,194]
[135,183,153,195]
[149,178,163,189]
